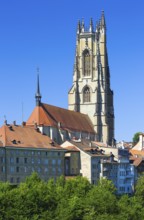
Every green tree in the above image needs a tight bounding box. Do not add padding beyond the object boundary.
[55,176,92,220]
[84,179,117,217]
[117,194,144,220]
[135,176,144,201]
[132,132,141,146]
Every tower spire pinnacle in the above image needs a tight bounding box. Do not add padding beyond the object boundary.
[77,20,81,34]
[89,18,93,32]
[81,19,85,32]
[35,67,42,106]
[100,10,106,28]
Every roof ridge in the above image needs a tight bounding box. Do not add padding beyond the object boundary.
[42,102,88,116]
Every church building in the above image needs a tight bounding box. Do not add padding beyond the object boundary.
[27,11,114,145]
[26,74,96,144]
[68,12,114,144]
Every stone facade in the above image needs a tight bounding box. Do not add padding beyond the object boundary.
[68,12,114,145]
[0,124,65,184]
[0,147,65,184]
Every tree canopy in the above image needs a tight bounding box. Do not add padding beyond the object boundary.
[0,173,144,219]
[132,132,142,146]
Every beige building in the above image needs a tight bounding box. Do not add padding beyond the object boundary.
[68,12,114,145]
[61,140,109,184]
[0,123,66,184]
[63,145,80,176]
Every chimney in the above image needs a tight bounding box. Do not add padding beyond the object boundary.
[13,121,16,126]
[4,120,7,125]
[139,133,144,149]
[22,121,26,127]
[58,122,61,128]
[34,122,37,130]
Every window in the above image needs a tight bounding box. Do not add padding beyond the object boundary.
[83,49,90,76]
[58,159,61,165]
[24,151,28,155]
[119,187,125,192]
[10,157,14,163]
[52,167,56,174]
[92,180,96,184]
[37,167,41,173]
[10,166,14,173]
[92,164,97,169]
[16,157,19,163]
[52,159,56,165]
[44,167,48,172]
[44,159,49,165]
[52,152,56,157]
[83,87,90,103]
[92,172,96,177]
[10,150,14,155]
[16,167,19,172]
[37,151,41,155]
[16,150,19,155]
[17,177,20,183]
[58,152,61,156]
[0,157,5,163]
[1,166,5,173]
[31,159,34,164]
[38,158,41,164]
[24,167,27,173]
[24,158,27,163]
[10,177,14,183]
[0,149,4,154]
[58,167,62,174]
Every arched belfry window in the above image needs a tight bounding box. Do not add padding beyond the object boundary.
[83,49,90,76]
[83,86,91,103]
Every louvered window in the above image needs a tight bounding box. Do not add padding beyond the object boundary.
[83,87,90,102]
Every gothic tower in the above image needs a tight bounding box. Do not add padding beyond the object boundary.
[68,12,114,144]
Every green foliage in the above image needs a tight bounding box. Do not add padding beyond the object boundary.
[1,174,144,219]
[132,132,141,145]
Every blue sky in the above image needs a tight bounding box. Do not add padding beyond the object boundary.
[0,0,144,142]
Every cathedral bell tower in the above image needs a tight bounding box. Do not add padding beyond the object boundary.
[68,11,114,145]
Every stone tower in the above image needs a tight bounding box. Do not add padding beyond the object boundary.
[68,12,114,144]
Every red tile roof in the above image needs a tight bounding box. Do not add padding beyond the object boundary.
[62,145,80,152]
[92,141,111,148]
[0,124,64,150]
[26,103,95,134]
[130,149,144,157]
[133,158,143,167]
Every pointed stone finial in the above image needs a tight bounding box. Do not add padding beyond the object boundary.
[100,10,106,28]
[77,20,81,34]
[35,67,42,106]
[96,21,99,32]
[81,19,85,32]
[89,18,93,32]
